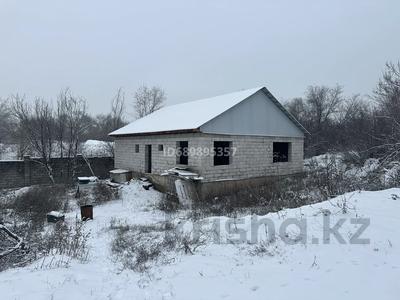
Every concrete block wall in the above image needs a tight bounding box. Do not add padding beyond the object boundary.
[114,134,185,174]
[198,135,303,181]
[0,156,114,189]
[114,133,304,182]
[0,160,26,189]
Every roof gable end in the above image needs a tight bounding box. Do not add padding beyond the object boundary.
[199,88,306,137]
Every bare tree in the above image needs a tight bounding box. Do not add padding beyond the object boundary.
[56,89,69,158]
[10,90,89,182]
[286,85,344,156]
[335,95,375,153]
[285,97,308,125]
[111,87,126,129]
[60,90,88,160]
[305,85,343,131]
[374,62,400,122]
[0,98,12,143]
[102,88,126,156]
[11,95,56,182]
[134,85,165,118]
[372,62,400,161]
[55,88,90,160]
[0,98,11,159]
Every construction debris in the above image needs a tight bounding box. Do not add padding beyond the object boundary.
[46,211,65,223]
[105,180,121,189]
[77,176,98,184]
[140,177,153,190]
[161,167,204,181]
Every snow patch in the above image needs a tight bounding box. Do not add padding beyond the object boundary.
[1,182,399,300]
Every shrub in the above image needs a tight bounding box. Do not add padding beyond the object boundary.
[110,223,167,272]
[110,220,206,272]
[248,240,280,257]
[40,217,90,261]
[157,193,181,212]
[0,216,90,271]
[189,152,397,219]
[76,181,119,206]
[341,150,374,167]
[92,182,119,204]
[13,185,68,227]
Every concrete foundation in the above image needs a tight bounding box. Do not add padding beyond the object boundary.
[142,172,303,201]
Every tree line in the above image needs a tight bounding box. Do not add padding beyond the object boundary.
[0,85,165,148]
[285,61,400,160]
[0,85,165,181]
[0,61,399,164]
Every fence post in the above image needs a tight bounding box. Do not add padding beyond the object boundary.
[23,155,31,186]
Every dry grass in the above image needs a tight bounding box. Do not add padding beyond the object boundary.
[110,219,207,272]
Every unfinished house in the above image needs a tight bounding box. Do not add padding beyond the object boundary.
[109,87,307,200]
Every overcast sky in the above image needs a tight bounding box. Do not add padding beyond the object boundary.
[1,0,399,116]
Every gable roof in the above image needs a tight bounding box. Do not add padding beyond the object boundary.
[109,87,307,136]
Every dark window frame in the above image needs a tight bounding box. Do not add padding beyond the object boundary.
[135,144,140,153]
[176,141,189,165]
[213,141,231,166]
[273,142,290,163]
[158,144,164,151]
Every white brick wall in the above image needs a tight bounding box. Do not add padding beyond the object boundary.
[114,133,304,182]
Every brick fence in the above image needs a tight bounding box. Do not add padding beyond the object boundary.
[0,156,114,189]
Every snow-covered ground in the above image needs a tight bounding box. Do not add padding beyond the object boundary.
[1,181,399,300]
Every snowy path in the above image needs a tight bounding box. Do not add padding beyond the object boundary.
[1,183,400,300]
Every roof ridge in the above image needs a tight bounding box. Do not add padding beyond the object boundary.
[159,86,264,110]
[109,87,264,136]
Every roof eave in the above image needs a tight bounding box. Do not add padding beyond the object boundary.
[109,128,201,138]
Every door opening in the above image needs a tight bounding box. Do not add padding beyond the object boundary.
[145,145,152,173]
[176,141,189,165]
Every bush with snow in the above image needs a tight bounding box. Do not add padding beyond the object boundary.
[306,152,400,192]
[79,140,114,158]
[13,185,69,228]
[0,140,114,161]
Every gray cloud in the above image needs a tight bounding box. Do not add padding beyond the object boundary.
[1,0,399,116]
